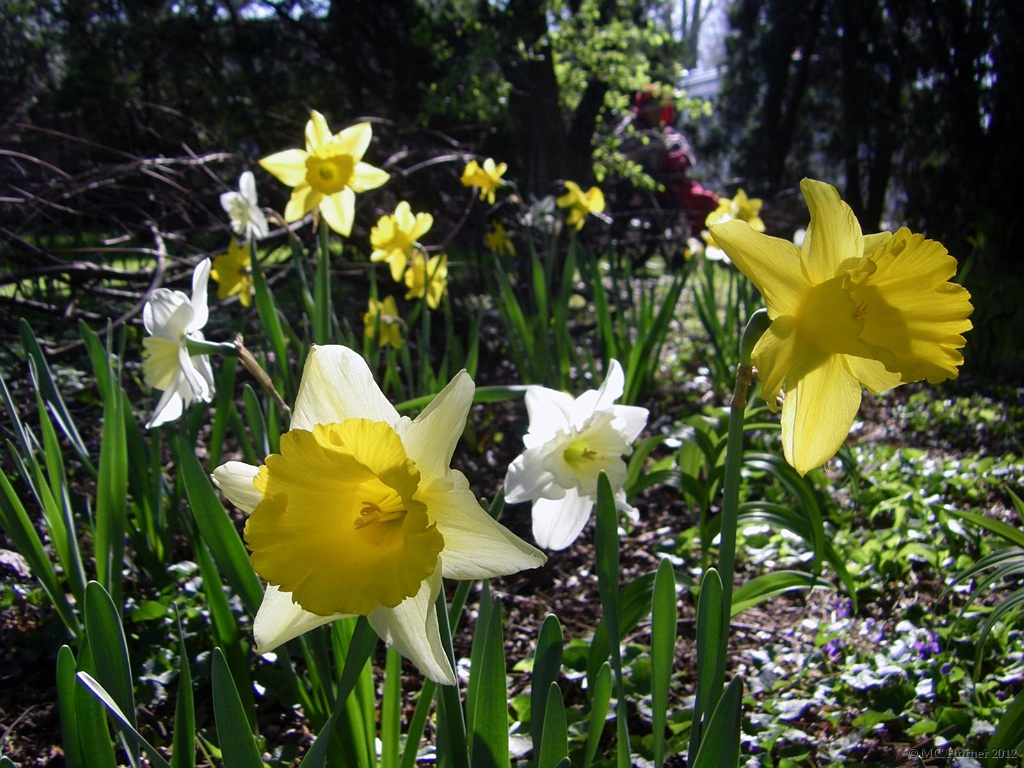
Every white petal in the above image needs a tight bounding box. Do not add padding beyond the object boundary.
[572,359,624,426]
[503,447,559,504]
[239,171,258,206]
[398,370,474,483]
[522,386,573,445]
[367,570,455,685]
[613,404,649,444]
[144,289,192,338]
[531,489,594,551]
[291,345,399,431]
[614,488,640,522]
[424,484,546,580]
[188,259,211,331]
[211,461,262,513]
[253,585,348,655]
[146,386,183,428]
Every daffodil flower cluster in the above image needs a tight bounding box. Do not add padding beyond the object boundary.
[711,178,973,475]
[556,181,605,231]
[368,201,449,312]
[213,346,545,684]
[504,360,648,550]
[460,158,507,204]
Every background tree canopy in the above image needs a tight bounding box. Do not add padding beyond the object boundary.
[3,0,1022,372]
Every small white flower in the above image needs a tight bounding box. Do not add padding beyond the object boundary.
[220,171,269,241]
[503,360,649,550]
[142,259,215,428]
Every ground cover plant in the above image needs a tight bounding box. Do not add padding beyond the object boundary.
[0,98,1022,768]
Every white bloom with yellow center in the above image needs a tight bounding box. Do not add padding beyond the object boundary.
[220,171,268,241]
[142,258,215,428]
[212,345,545,685]
[504,360,648,551]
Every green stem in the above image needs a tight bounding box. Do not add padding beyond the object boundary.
[314,224,332,344]
[184,338,239,357]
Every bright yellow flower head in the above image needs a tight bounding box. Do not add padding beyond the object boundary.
[460,158,507,204]
[711,178,973,475]
[404,251,448,310]
[484,222,516,257]
[212,346,545,684]
[210,239,253,307]
[556,181,605,231]
[259,110,390,236]
[370,202,434,282]
[363,295,403,349]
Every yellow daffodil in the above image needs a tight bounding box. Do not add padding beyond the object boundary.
[363,295,403,349]
[370,201,434,281]
[461,158,507,204]
[211,239,254,307]
[259,110,389,237]
[212,345,545,684]
[704,189,765,260]
[484,222,516,257]
[504,360,649,550]
[711,178,973,475]
[220,171,268,242]
[404,251,448,310]
[556,181,605,231]
[142,259,215,428]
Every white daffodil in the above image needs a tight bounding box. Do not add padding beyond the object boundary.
[220,171,269,241]
[212,345,545,685]
[142,259,215,428]
[504,360,649,551]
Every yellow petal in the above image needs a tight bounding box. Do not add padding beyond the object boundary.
[750,316,828,410]
[284,183,319,222]
[260,149,309,187]
[334,122,373,161]
[305,110,333,151]
[318,188,356,236]
[710,220,806,318]
[350,162,390,193]
[781,354,862,475]
[800,178,863,284]
[842,355,902,395]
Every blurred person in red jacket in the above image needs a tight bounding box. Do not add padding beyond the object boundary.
[619,85,719,231]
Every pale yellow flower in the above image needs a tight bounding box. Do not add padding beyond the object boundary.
[210,239,253,307]
[370,202,434,281]
[212,346,545,684]
[711,178,973,475]
[704,189,765,256]
[404,251,448,310]
[363,295,403,349]
[484,222,516,257]
[556,181,605,231]
[461,158,507,204]
[260,111,389,236]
